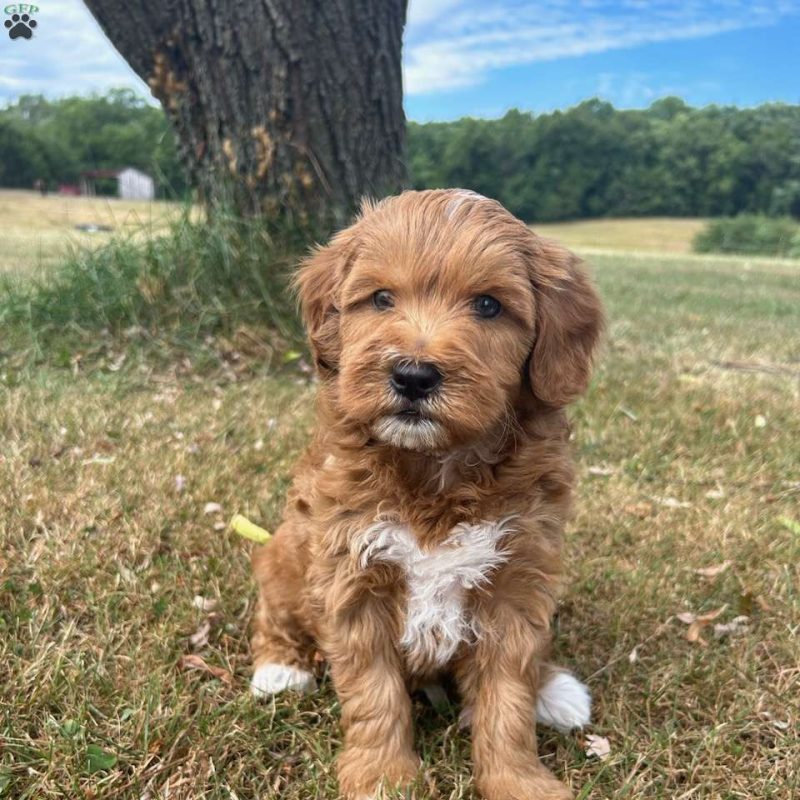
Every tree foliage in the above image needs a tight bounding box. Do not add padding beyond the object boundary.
[693,215,800,258]
[0,89,186,196]
[2,92,799,223]
[408,99,800,221]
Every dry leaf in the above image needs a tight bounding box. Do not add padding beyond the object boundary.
[694,561,732,578]
[624,502,654,519]
[588,466,616,477]
[713,616,749,638]
[653,495,692,509]
[203,502,222,515]
[679,605,727,645]
[178,654,232,684]
[189,619,212,650]
[193,595,217,612]
[584,734,611,760]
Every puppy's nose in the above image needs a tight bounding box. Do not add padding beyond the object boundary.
[390,362,442,401]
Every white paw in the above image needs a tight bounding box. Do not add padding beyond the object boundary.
[250,662,317,699]
[536,670,591,733]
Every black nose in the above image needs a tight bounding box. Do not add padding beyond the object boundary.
[390,361,442,401]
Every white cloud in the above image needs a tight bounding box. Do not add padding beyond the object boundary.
[404,0,800,94]
[0,0,796,105]
[0,0,148,104]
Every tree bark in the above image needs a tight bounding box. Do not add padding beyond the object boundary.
[83,0,408,227]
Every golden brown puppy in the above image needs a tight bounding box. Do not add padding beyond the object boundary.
[250,189,604,800]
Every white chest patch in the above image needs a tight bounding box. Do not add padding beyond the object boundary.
[354,518,514,668]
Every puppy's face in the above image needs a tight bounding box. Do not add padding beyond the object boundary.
[296,190,603,453]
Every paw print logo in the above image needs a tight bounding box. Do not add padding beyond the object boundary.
[5,11,37,40]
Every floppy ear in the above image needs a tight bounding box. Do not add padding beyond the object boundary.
[293,227,358,377]
[526,236,604,407]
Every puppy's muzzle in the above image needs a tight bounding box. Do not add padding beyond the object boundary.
[390,361,442,402]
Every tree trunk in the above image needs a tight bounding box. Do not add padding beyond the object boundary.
[83,0,408,227]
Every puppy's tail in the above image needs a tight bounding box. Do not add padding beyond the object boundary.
[535,665,591,733]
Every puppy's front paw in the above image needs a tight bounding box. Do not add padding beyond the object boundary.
[477,767,572,800]
[338,748,420,799]
[250,662,317,698]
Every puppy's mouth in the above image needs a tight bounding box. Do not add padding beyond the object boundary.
[372,406,446,451]
[396,407,425,421]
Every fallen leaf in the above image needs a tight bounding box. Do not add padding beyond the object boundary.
[679,605,727,646]
[193,595,217,612]
[178,654,232,685]
[86,744,118,773]
[628,646,639,663]
[189,619,212,650]
[754,414,767,428]
[653,495,692,509]
[588,465,616,477]
[624,502,654,519]
[117,562,136,585]
[694,561,732,578]
[584,734,611,760]
[713,616,749,638]
[203,502,222,515]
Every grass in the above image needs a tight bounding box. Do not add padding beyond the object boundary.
[0,189,186,277]
[533,217,708,254]
[0,202,305,373]
[1,209,799,798]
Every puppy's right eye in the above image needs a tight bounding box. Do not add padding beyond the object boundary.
[372,290,394,311]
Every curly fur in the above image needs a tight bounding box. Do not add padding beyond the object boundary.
[249,189,604,800]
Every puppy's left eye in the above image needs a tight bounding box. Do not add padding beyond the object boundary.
[473,295,502,319]
[373,290,394,311]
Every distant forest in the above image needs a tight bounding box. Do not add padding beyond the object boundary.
[2,90,799,221]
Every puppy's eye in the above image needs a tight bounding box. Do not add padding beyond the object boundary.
[473,295,502,319]
[373,290,394,311]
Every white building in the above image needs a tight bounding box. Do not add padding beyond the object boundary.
[79,167,156,200]
[117,168,155,201]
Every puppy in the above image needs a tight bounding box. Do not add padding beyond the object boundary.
[250,189,604,800]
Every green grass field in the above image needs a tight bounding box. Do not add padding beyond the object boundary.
[1,194,799,799]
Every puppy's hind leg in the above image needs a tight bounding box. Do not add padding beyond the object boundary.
[250,524,317,698]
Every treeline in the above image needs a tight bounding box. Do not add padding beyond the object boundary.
[0,89,186,197]
[2,91,799,220]
[409,98,800,221]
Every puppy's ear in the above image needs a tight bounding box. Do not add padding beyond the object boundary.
[293,227,358,376]
[526,236,604,407]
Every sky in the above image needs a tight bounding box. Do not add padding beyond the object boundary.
[1,0,798,120]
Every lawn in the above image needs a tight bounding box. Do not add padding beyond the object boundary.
[0,190,185,276]
[1,213,799,798]
[533,217,708,254]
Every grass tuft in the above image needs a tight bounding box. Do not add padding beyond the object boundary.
[0,208,306,370]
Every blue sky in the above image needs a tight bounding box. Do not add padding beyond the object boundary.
[1,1,799,120]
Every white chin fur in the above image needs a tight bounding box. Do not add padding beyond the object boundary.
[535,671,591,733]
[251,663,317,698]
[373,415,445,451]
